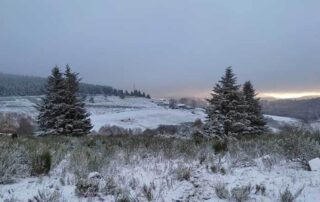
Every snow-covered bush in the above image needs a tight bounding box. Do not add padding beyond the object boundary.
[0,112,19,133]
[115,189,135,202]
[175,166,191,181]
[280,188,295,202]
[28,190,62,202]
[69,145,106,179]
[0,139,31,180]
[279,187,304,202]
[75,178,99,197]
[213,139,228,155]
[193,118,203,129]
[142,184,154,201]
[104,177,118,196]
[31,150,51,176]
[231,185,251,202]
[279,129,320,163]
[255,184,266,195]
[215,183,229,199]
[227,126,320,168]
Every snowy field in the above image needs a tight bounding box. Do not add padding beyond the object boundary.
[0,95,301,133]
[87,96,206,131]
[1,134,320,202]
[0,95,206,132]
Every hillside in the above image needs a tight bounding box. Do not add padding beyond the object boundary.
[0,73,149,98]
[262,98,320,122]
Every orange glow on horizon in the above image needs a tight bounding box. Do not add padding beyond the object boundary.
[162,90,320,100]
[259,92,320,99]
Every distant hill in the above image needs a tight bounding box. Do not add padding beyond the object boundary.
[262,98,320,122]
[0,73,150,98]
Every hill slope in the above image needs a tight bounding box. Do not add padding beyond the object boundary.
[262,98,320,122]
[0,73,149,97]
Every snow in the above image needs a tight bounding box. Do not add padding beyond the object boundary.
[0,96,39,118]
[264,114,299,124]
[88,172,102,179]
[310,120,320,130]
[309,158,320,171]
[1,155,320,201]
[87,95,206,131]
[0,95,206,132]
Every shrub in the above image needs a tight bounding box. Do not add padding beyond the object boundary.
[156,125,178,135]
[193,118,203,128]
[28,190,62,202]
[192,131,205,145]
[280,187,304,202]
[210,165,218,173]
[0,112,17,133]
[176,167,191,181]
[0,142,30,180]
[16,117,34,136]
[31,151,51,176]
[198,152,207,165]
[115,189,133,202]
[75,179,99,197]
[142,184,153,201]
[280,188,294,202]
[215,183,229,199]
[255,184,266,195]
[213,140,228,154]
[220,167,226,175]
[104,177,118,196]
[231,185,251,202]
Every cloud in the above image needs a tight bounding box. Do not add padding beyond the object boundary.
[1,0,320,97]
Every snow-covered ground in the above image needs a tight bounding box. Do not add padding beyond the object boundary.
[1,145,319,202]
[264,114,299,125]
[87,95,206,131]
[0,95,301,133]
[0,95,206,132]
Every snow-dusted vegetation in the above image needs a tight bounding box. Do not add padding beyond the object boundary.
[1,127,320,201]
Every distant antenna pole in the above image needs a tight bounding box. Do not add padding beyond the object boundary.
[133,83,136,91]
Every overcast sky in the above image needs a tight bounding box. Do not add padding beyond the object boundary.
[1,0,320,98]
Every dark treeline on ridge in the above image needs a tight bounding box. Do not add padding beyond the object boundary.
[262,98,320,122]
[0,71,150,98]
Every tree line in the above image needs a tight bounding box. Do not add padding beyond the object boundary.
[0,72,150,98]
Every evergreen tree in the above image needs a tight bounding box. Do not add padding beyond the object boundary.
[37,67,66,134]
[62,66,92,136]
[37,66,92,136]
[205,67,250,138]
[242,81,267,135]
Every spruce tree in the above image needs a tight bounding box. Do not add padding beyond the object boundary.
[242,81,267,135]
[37,66,92,136]
[37,67,66,134]
[205,67,250,138]
[62,66,92,136]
